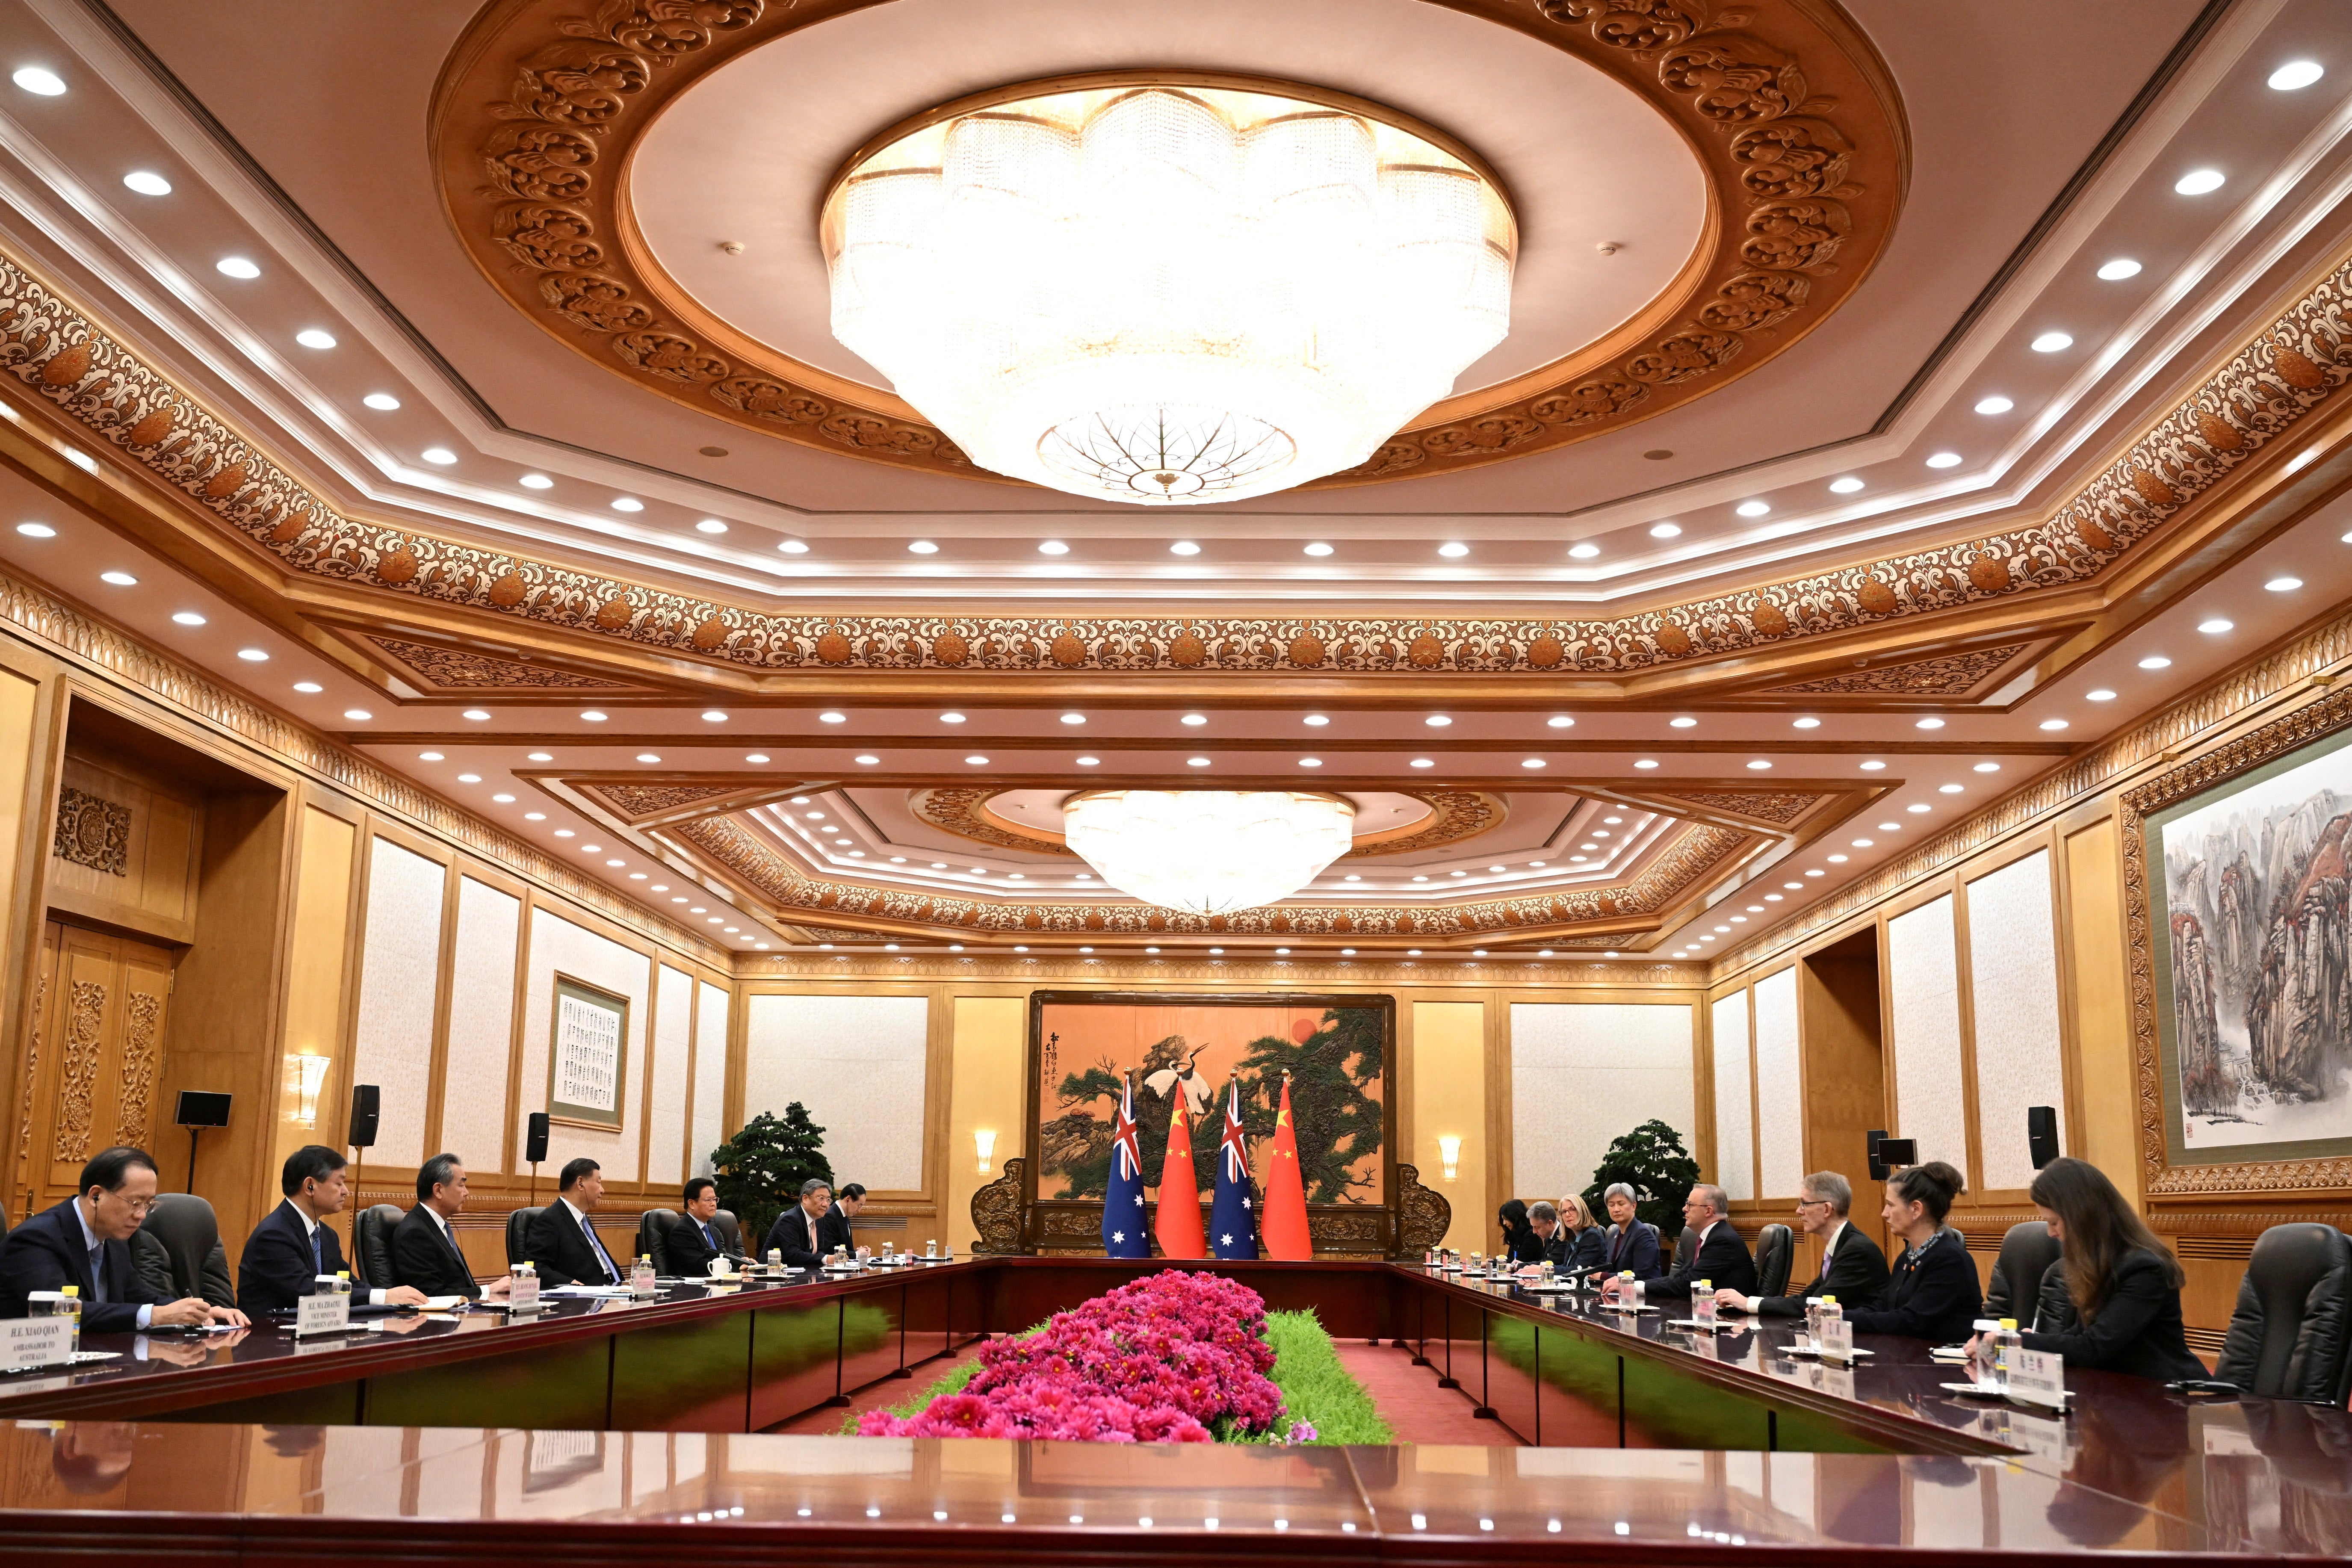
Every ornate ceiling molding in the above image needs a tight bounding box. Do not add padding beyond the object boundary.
[904,785,1504,859]
[359,633,645,693]
[742,949,1702,985]
[1646,788,1821,826]
[1755,641,2032,699]
[0,238,2343,685]
[429,0,1906,488]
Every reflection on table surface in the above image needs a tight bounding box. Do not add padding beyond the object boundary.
[3,1418,2347,1556]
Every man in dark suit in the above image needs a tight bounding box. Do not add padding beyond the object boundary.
[762,1179,837,1269]
[824,1183,865,1255]
[1610,1184,1757,1301]
[391,1154,512,1301]
[239,1146,430,1317]
[663,1177,739,1277]
[1717,1170,1890,1316]
[525,1158,625,1286]
[2,1146,246,1331]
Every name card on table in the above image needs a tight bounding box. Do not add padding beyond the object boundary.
[294,1290,350,1338]
[0,1316,71,1369]
[1816,1316,1855,1362]
[510,1272,541,1314]
[2007,1344,2066,1411]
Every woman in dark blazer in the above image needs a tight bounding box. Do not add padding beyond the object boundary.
[1498,1199,1542,1264]
[2005,1157,2204,1380]
[1589,1182,1665,1281]
[1846,1160,1981,1343]
[1556,1193,1609,1274]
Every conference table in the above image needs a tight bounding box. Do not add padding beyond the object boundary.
[0,1255,2343,1562]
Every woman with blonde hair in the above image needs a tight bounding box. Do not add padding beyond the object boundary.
[1552,1192,1607,1273]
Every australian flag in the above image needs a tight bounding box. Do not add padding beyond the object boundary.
[1209,1077,1258,1259]
[1102,1075,1149,1258]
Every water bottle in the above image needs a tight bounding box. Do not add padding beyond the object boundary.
[1693,1281,1716,1329]
[331,1271,353,1298]
[631,1255,657,1298]
[1818,1295,1841,1337]
[925,1239,938,1259]
[1971,1319,2003,1390]
[767,1248,782,1270]
[1995,1318,2022,1386]
[53,1286,81,1357]
[1804,1297,1824,1343]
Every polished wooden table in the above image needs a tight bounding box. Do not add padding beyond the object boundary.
[1,1258,2343,1562]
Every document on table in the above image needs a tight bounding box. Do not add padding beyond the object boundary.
[417,1296,468,1312]
[543,1285,634,1298]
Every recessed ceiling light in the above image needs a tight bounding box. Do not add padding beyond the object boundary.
[1169,540,1200,555]
[556,829,575,838]
[1649,522,1682,538]
[1037,540,1068,555]
[13,67,67,96]
[1303,714,1329,727]
[2138,655,2172,670]
[1568,542,1600,558]
[361,392,401,410]
[1860,760,1885,771]
[1973,762,2001,774]
[1916,717,1944,729]
[2269,60,2325,91]
[965,755,988,765]
[1907,803,1930,814]
[294,329,336,350]
[1746,760,1772,770]
[421,448,457,465]
[493,793,517,803]
[457,708,490,722]
[1424,715,1451,728]
[171,611,205,626]
[1181,713,1207,726]
[15,522,54,537]
[343,709,372,721]
[1938,783,1964,794]
[818,711,846,723]
[1303,541,1333,556]
[122,171,171,197]
[293,681,322,693]
[2266,576,2303,592]
[1547,715,1574,728]
[2197,618,2233,634]
[1829,477,1864,493]
[99,570,136,586]
[1827,853,1850,864]
[579,710,607,722]
[1669,716,1696,729]
[854,754,879,765]
[745,753,768,763]
[517,473,553,490]
[1734,501,1770,518]
[1409,758,1434,768]
[635,752,661,763]
[779,539,810,554]
[2095,259,2142,282]
[2030,331,2073,353]
[1299,756,1323,768]
[215,257,260,280]
[1851,838,1874,849]
[2174,168,2225,195]
[2039,718,2069,731]
[907,540,938,554]
[526,812,547,822]
[1974,395,2015,414]
[1925,451,1962,469]
[418,750,445,763]
[1186,756,1214,768]
[1437,541,1469,558]
[1060,712,1086,725]
[1634,759,1659,769]
[695,519,727,534]
[1075,755,1099,766]
[1522,759,1545,769]
[2086,688,2116,702]
[1792,716,1820,729]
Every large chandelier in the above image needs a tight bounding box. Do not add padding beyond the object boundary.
[1061,790,1357,914]
[822,74,1516,505]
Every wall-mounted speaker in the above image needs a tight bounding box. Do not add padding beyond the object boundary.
[2027,1105,2059,1170]
[526,1111,550,1165]
[347,1084,380,1149]
[1866,1128,1889,1181]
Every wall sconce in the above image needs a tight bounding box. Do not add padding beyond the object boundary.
[975,1129,997,1175]
[1438,1135,1461,1182]
[287,1055,330,1127]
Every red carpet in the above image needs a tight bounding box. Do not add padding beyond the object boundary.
[1332,1340,1522,1446]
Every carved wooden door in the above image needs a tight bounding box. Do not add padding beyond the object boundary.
[23,920,174,1214]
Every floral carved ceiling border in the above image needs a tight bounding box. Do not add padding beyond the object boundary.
[431,0,1905,487]
[0,241,2343,683]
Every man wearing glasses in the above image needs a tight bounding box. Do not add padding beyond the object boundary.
[1713,1170,1890,1317]
[0,1146,248,1329]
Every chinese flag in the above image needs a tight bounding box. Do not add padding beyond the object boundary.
[1153,1099,1206,1260]
[1262,1076,1312,1260]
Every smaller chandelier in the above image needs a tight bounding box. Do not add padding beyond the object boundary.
[823,73,1515,505]
[1061,790,1357,914]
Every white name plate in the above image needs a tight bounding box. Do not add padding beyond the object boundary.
[295,1290,351,1338]
[2007,1344,2067,1410]
[509,1273,541,1314]
[1816,1316,1855,1362]
[0,1316,72,1369]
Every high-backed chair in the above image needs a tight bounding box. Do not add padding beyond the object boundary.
[712,1209,742,1258]
[1672,1224,1697,1274]
[353,1204,404,1290]
[637,1208,679,1265]
[139,1193,233,1306]
[1753,1224,1794,1299]
[2216,1223,2352,1403]
[506,1205,544,1267]
[1986,1221,2061,1324]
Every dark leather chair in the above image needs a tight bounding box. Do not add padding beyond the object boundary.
[1753,1223,1794,1299]
[1987,1220,2061,1325]
[1672,1224,1697,1274]
[140,1193,232,1304]
[353,1204,403,1290]
[637,1208,679,1264]
[506,1205,544,1267]
[2216,1223,2352,1403]
[713,1209,741,1257]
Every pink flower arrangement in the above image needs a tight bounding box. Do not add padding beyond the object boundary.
[860,1271,1285,1444]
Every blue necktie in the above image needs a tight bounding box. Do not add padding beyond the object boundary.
[701,1221,715,1252]
[582,1214,618,1281]
[88,1243,108,1304]
[311,1226,325,1276]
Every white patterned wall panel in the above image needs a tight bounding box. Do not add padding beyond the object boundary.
[352,837,445,1168]
[647,966,694,1188]
[439,877,520,1172]
[1709,992,1755,1201]
[1509,1003,1696,1208]
[744,994,929,1191]
[692,981,729,1176]
[1752,968,1805,1200]
[1888,895,1970,1185]
[1966,851,2067,1190]
[518,909,653,1181]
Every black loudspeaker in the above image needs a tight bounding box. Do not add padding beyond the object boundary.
[1866,1128,1889,1181]
[347,1084,380,1149]
[1878,1137,1918,1170]
[526,1112,550,1165]
[174,1090,231,1128]
[2027,1105,2059,1170]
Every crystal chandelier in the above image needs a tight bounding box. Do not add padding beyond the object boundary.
[822,75,1516,505]
[1061,790,1358,914]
